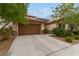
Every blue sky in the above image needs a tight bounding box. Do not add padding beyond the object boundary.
[28,3,79,19]
[28,3,60,19]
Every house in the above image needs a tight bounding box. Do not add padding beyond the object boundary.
[45,21,57,31]
[45,17,61,31]
[45,17,70,31]
[0,15,59,35]
[12,15,49,35]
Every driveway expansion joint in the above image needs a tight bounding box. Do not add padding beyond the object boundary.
[45,45,72,56]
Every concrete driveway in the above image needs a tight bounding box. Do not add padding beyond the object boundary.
[7,35,71,56]
[49,43,79,56]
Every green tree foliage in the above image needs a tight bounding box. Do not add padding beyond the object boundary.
[52,3,79,31]
[0,3,28,31]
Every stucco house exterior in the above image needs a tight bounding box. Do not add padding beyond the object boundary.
[0,15,58,35]
[45,21,57,31]
[45,17,70,31]
[12,15,49,35]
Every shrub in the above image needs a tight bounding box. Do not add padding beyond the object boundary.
[43,28,48,34]
[74,35,79,40]
[2,28,12,39]
[65,36,73,42]
[0,28,13,41]
[73,30,79,35]
[65,31,73,37]
[52,27,65,37]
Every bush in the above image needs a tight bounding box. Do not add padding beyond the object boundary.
[1,28,12,39]
[52,27,65,37]
[65,31,73,37]
[65,36,73,42]
[43,28,49,34]
[73,30,79,35]
[74,35,79,40]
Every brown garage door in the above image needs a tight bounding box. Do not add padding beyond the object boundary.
[18,23,41,35]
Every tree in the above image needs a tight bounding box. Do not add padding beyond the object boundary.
[52,3,79,31]
[0,3,28,31]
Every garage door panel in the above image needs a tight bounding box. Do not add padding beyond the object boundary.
[18,24,41,35]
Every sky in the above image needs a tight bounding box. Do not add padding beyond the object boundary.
[28,3,79,20]
[28,3,60,19]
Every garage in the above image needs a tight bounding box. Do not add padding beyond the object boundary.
[15,15,48,35]
[18,23,41,35]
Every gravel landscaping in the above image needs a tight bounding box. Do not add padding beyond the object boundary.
[50,35,79,45]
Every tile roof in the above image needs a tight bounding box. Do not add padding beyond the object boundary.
[27,15,49,23]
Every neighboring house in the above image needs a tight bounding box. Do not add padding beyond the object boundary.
[45,21,57,31]
[45,17,70,31]
[45,17,61,31]
[12,15,49,35]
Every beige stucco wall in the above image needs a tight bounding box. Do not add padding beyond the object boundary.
[40,24,45,33]
[46,24,57,30]
[12,22,18,35]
